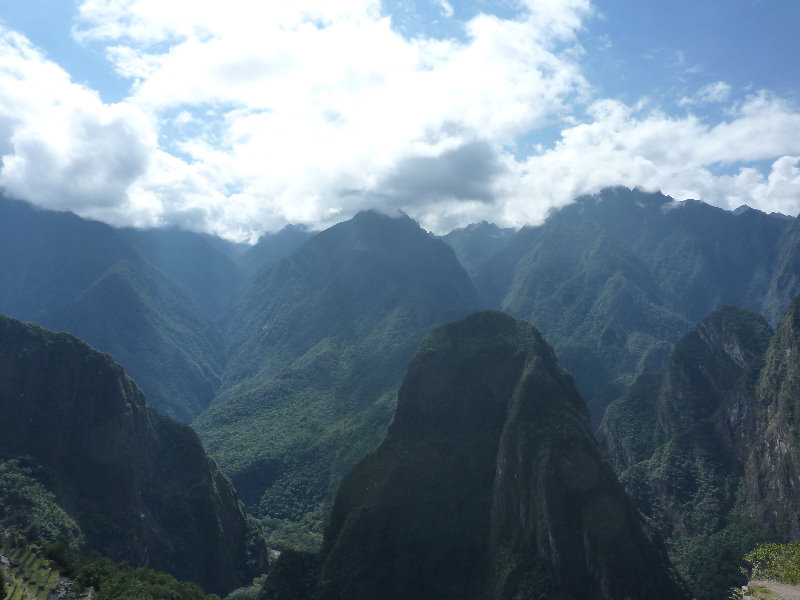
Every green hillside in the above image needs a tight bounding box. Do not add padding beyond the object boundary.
[475,187,795,421]
[597,303,800,598]
[195,210,480,549]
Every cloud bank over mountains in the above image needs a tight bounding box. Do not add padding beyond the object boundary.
[0,0,799,240]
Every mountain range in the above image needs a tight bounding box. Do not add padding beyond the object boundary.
[597,296,800,598]
[471,186,797,422]
[196,210,480,548]
[4,186,800,598]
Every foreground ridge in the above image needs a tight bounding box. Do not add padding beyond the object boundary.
[262,311,688,600]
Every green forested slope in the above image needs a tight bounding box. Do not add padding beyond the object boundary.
[475,187,795,421]
[598,305,792,598]
[238,225,314,279]
[745,295,800,539]
[441,220,515,278]
[118,226,246,318]
[194,210,480,549]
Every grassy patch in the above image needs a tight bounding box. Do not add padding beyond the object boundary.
[746,584,782,600]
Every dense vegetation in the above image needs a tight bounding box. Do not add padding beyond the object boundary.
[0,459,83,551]
[598,300,800,598]
[196,210,480,548]
[744,541,800,585]
[0,533,221,600]
[262,312,688,599]
[0,195,225,422]
[46,546,221,600]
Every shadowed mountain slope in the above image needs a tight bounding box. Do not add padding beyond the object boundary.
[261,311,688,600]
[0,196,224,422]
[441,220,516,279]
[0,314,265,595]
[238,224,315,279]
[118,226,246,318]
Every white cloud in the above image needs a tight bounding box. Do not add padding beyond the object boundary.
[494,93,800,228]
[1,1,799,240]
[0,27,157,225]
[63,0,592,238]
[436,0,454,19]
[679,80,732,106]
[698,80,732,103]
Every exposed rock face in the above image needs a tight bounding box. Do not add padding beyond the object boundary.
[262,311,688,600]
[0,314,265,595]
[746,296,800,538]
[599,306,773,474]
[597,305,800,598]
[601,301,800,547]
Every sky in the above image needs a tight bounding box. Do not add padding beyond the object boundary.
[0,0,799,241]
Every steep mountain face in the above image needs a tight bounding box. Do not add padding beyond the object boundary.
[761,217,800,326]
[119,226,246,318]
[441,220,516,279]
[746,296,800,538]
[597,306,775,598]
[0,314,265,595]
[0,196,224,422]
[476,187,795,422]
[194,210,481,549]
[600,306,773,470]
[261,312,688,600]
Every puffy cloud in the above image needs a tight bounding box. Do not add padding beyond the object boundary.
[497,93,800,227]
[64,0,592,238]
[0,27,156,225]
[679,80,732,106]
[1,1,799,240]
[380,140,505,205]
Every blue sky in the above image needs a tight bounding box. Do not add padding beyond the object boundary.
[0,0,798,240]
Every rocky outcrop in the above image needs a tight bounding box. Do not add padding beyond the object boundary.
[599,306,773,472]
[0,314,265,594]
[261,311,688,599]
[745,296,800,538]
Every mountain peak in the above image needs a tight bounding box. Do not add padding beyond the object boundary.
[263,311,688,599]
